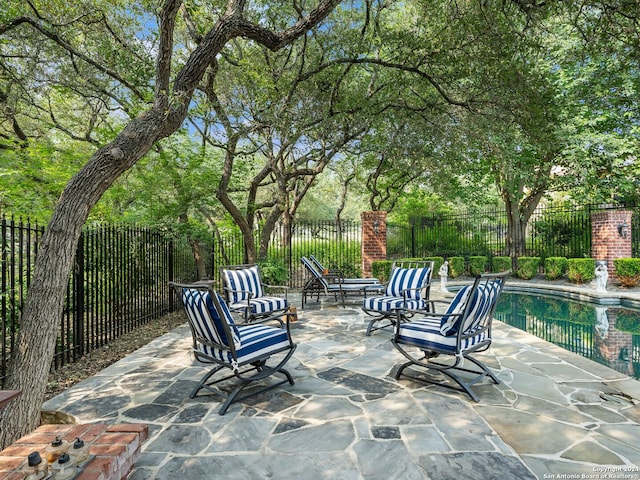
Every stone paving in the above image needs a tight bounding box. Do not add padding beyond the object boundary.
[43,290,640,480]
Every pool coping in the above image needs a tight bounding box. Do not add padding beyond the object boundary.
[448,278,640,309]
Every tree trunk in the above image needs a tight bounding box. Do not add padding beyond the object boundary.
[0,108,178,447]
[0,0,341,448]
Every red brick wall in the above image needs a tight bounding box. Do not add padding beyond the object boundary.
[591,210,632,278]
[0,423,148,480]
[361,211,387,277]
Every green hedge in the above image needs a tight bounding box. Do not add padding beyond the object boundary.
[567,258,596,284]
[544,257,567,280]
[516,257,541,280]
[468,256,488,276]
[448,257,465,278]
[372,260,393,284]
[614,258,640,287]
[492,256,511,272]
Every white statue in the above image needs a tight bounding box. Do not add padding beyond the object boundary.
[595,264,608,292]
[439,261,449,293]
[595,307,609,339]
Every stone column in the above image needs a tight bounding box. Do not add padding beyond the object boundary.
[361,211,387,278]
[591,210,632,279]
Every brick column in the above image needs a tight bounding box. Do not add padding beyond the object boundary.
[591,210,632,279]
[361,211,387,278]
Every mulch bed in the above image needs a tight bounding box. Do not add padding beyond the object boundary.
[45,312,184,401]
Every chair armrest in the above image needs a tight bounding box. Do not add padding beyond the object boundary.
[362,283,386,298]
[263,284,289,292]
[400,286,426,299]
[393,308,463,335]
[321,273,343,284]
[263,284,289,299]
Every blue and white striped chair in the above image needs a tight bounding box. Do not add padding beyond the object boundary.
[301,256,383,308]
[361,260,434,336]
[169,282,296,415]
[221,264,289,323]
[391,271,508,402]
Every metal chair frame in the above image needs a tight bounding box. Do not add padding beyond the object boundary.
[169,282,296,415]
[391,271,509,402]
[361,260,434,336]
[301,256,383,308]
[220,263,289,323]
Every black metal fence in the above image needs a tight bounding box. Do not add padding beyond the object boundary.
[1,217,196,387]
[209,220,364,289]
[3,203,640,384]
[387,203,640,260]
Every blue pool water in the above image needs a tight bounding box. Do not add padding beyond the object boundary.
[495,292,640,380]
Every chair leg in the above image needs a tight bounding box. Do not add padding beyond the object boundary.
[190,364,226,398]
[218,367,295,415]
[365,315,395,336]
[393,347,499,403]
[192,348,297,415]
[365,310,411,336]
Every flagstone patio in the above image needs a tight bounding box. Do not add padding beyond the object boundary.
[42,288,640,480]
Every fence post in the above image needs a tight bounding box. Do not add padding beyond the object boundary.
[361,211,387,277]
[73,232,85,356]
[411,223,416,258]
[591,210,633,279]
[168,238,175,312]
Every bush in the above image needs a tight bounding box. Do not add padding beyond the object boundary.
[468,256,488,276]
[423,256,445,274]
[372,260,393,283]
[567,258,596,284]
[448,257,465,278]
[258,258,288,285]
[492,256,511,272]
[516,257,541,280]
[544,257,567,280]
[614,258,640,287]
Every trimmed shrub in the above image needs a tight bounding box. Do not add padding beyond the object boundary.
[516,257,541,280]
[614,258,640,287]
[423,256,445,274]
[567,258,596,284]
[492,256,511,273]
[544,257,567,280]
[468,256,488,276]
[258,258,288,285]
[448,257,465,278]
[372,260,393,284]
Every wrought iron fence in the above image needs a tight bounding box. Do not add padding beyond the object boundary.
[387,203,640,260]
[1,217,196,387]
[209,220,364,289]
[3,203,640,384]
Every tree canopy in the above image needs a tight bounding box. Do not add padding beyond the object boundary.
[1,0,639,448]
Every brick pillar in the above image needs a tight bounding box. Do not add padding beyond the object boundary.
[591,210,632,279]
[361,211,387,277]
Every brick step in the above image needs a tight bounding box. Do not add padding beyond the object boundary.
[0,423,148,480]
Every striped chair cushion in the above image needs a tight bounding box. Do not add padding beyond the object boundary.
[439,284,496,337]
[223,266,264,304]
[182,289,241,349]
[229,296,289,315]
[385,267,430,300]
[460,282,499,333]
[301,257,329,289]
[439,286,472,336]
[363,296,425,312]
[397,317,488,352]
[197,323,291,368]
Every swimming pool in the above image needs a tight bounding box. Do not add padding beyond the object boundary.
[495,292,640,380]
